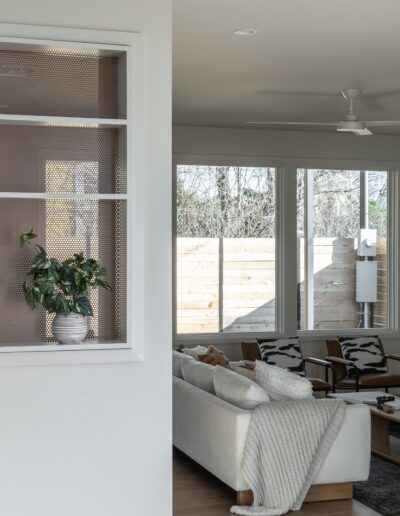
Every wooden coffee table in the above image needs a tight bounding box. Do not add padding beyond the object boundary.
[329,391,400,464]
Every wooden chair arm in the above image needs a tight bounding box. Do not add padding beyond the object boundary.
[325,356,354,366]
[304,357,332,368]
[386,354,400,362]
[325,356,359,391]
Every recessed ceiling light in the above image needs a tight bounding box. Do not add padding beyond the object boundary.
[233,28,258,36]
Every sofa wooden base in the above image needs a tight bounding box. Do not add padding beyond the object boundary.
[236,482,353,506]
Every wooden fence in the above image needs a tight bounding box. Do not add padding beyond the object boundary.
[176,237,387,334]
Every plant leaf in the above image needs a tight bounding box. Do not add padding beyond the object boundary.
[95,278,112,291]
[74,295,93,317]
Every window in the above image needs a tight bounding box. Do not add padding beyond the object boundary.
[176,164,276,334]
[297,169,388,331]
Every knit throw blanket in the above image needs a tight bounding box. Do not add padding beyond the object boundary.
[231,398,346,516]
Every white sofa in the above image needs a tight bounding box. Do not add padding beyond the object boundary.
[173,375,371,504]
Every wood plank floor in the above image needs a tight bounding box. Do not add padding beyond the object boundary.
[173,448,381,516]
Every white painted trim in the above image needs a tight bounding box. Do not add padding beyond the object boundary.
[304,169,314,330]
[174,331,286,345]
[0,35,129,54]
[388,168,399,333]
[174,153,400,171]
[0,193,128,200]
[0,342,130,352]
[0,24,144,364]
[0,347,142,367]
[0,24,138,49]
[0,114,127,127]
[275,165,285,334]
[279,163,298,338]
[298,328,398,340]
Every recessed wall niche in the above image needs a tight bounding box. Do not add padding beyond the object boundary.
[0,41,128,346]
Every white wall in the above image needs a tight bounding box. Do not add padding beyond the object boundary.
[0,5,171,516]
[173,125,400,379]
[173,125,400,162]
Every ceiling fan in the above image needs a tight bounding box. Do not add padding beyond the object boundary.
[247,88,400,135]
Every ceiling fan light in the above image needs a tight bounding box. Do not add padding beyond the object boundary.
[337,121,366,132]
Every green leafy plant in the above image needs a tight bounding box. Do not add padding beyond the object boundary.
[20,229,112,317]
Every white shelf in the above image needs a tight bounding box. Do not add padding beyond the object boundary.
[0,342,131,353]
[0,192,128,200]
[0,114,127,128]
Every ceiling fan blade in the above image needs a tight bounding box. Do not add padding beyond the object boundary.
[362,89,400,99]
[364,120,400,126]
[354,128,373,136]
[255,89,338,98]
[246,121,338,126]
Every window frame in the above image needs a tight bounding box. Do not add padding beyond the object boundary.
[295,161,399,339]
[297,166,392,334]
[173,154,399,345]
[0,23,144,366]
[173,154,287,345]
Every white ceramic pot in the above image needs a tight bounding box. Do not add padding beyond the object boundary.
[52,313,88,345]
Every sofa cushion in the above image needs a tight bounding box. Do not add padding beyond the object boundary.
[255,360,313,401]
[214,365,270,410]
[172,350,193,378]
[257,337,305,375]
[181,359,215,394]
[337,336,387,377]
[182,345,208,359]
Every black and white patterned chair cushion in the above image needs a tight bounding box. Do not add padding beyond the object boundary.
[337,336,388,377]
[257,338,305,376]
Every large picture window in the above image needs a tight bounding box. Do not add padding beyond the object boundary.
[175,162,394,342]
[297,169,388,331]
[176,164,276,335]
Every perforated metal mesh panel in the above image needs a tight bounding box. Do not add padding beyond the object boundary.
[0,48,123,118]
[0,125,126,194]
[0,198,127,345]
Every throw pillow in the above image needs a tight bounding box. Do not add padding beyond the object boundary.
[213,366,270,410]
[231,363,256,381]
[338,336,387,377]
[182,345,208,359]
[197,345,231,369]
[257,337,305,375]
[181,359,215,394]
[255,360,313,401]
[172,350,193,378]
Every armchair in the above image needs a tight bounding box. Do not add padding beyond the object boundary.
[241,339,332,394]
[326,336,400,393]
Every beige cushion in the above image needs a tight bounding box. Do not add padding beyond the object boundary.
[181,359,215,394]
[255,360,313,401]
[198,345,231,369]
[172,350,193,378]
[214,365,270,410]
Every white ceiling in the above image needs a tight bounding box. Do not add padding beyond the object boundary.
[173,0,400,134]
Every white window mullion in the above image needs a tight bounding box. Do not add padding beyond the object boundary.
[277,164,298,337]
[304,169,314,330]
[388,169,399,332]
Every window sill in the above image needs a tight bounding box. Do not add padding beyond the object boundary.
[297,328,397,340]
[174,328,400,347]
[174,331,283,346]
[0,342,142,367]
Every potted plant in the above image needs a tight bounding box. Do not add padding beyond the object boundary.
[19,229,112,344]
